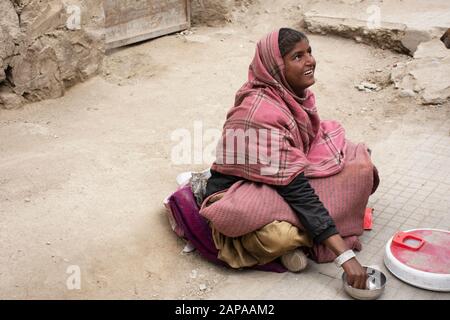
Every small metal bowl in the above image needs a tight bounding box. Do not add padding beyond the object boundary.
[342,266,387,300]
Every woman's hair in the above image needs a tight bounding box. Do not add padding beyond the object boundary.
[278,28,308,57]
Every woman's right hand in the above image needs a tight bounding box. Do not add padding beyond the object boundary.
[342,257,367,289]
[321,234,368,289]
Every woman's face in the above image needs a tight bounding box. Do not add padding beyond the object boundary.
[282,39,316,97]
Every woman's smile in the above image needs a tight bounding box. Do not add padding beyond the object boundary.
[303,68,314,76]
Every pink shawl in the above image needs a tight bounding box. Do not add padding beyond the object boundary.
[201,141,377,262]
[211,30,346,185]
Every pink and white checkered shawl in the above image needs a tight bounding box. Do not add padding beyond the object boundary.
[201,141,377,263]
[211,30,346,185]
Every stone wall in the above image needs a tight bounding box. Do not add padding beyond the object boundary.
[0,0,104,109]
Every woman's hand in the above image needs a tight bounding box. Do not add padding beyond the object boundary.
[322,234,368,289]
[342,258,367,289]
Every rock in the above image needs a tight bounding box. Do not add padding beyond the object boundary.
[20,0,66,39]
[178,30,194,37]
[190,270,198,279]
[10,37,65,100]
[0,0,20,84]
[399,89,416,98]
[441,28,450,49]
[401,29,432,55]
[199,284,207,291]
[361,82,378,90]
[356,81,378,92]
[356,84,365,91]
[414,38,448,59]
[0,63,4,82]
[356,81,381,92]
[0,87,25,109]
[0,0,104,106]
[0,0,20,39]
[391,39,450,104]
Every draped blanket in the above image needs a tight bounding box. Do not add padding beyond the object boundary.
[201,141,378,262]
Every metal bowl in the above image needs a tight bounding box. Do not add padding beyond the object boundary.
[342,266,387,300]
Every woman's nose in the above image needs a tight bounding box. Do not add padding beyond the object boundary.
[305,53,315,65]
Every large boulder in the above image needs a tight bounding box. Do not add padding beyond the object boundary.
[0,0,20,83]
[0,0,104,108]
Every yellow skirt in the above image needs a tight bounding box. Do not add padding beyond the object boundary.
[207,192,312,268]
[211,220,312,268]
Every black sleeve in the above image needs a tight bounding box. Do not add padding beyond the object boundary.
[274,172,339,244]
[204,170,242,199]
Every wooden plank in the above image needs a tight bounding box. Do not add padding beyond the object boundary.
[105,0,190,50]
[105,23,189,50]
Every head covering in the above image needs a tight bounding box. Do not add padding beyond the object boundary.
[211,29,346,185]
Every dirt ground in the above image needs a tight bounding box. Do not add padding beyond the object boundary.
[0,1,449,299]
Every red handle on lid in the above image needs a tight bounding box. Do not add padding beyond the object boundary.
[392,231,425,251]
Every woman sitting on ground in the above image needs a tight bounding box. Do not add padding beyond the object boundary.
[199,28,379,289]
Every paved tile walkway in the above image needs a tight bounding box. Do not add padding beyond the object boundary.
[305,119,450,299]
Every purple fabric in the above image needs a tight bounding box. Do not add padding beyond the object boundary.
[167,185,287,273]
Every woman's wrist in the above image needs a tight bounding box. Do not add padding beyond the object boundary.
[322,234,348,256]
[334,250,356,267]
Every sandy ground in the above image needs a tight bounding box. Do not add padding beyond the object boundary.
[0,2,449,299]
